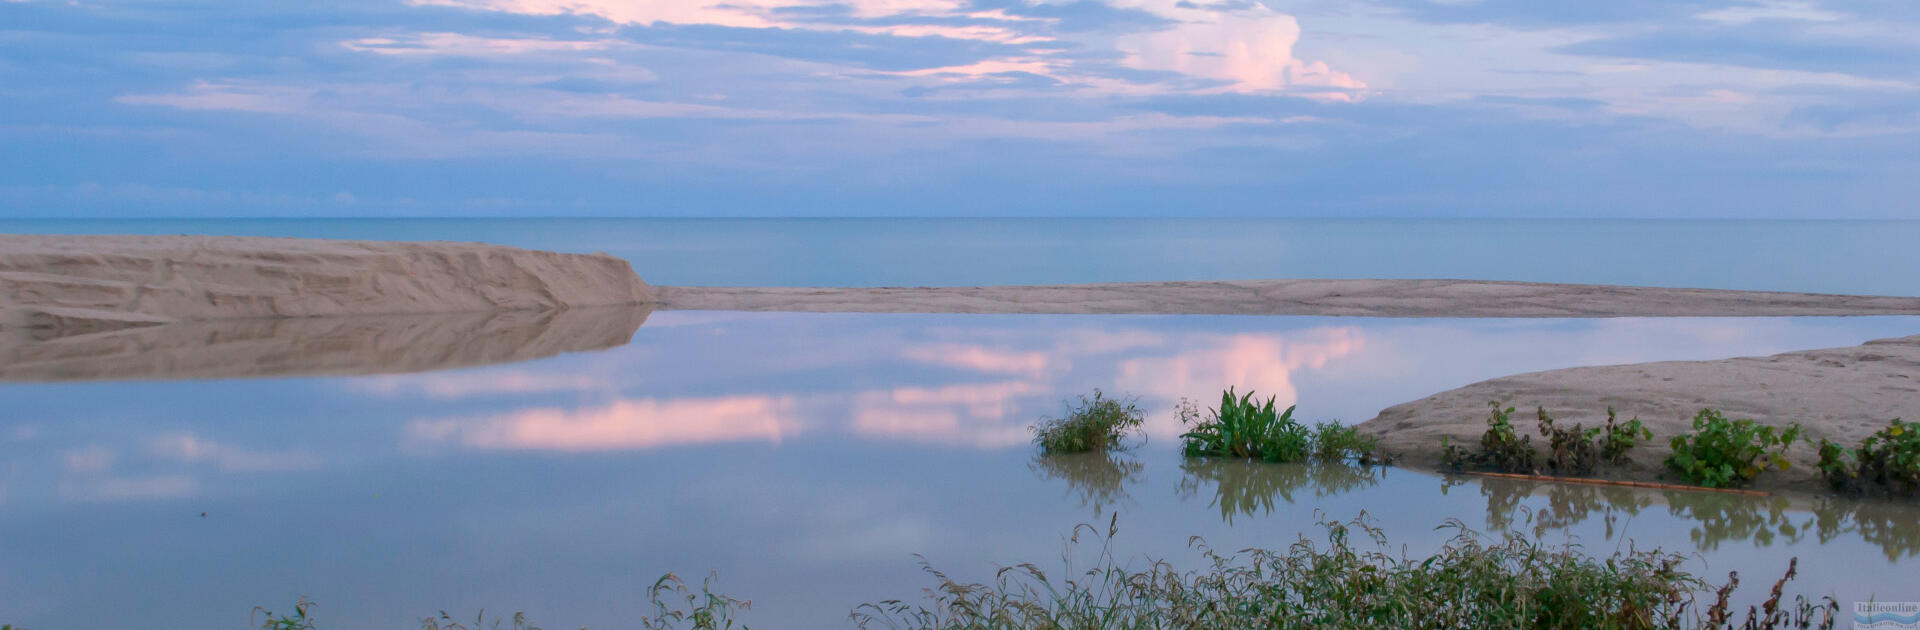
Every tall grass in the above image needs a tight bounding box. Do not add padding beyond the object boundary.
[1178,388,1311,462]
[1031,390,1146,454]
[851,514,1837,630]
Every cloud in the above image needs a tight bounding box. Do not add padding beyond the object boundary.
[350,369,607,399]
[849,381,1049,447]
[409,395,802,451]
[902,342,1054,376]
[1115,328,1365,437]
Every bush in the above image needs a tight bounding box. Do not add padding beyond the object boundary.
[1665,409,1801,489]
[1600,407,1653,464]
[1179,388,1311,463]
[1535,406,1652,476]
[1441,402,1538,473]
[1816,419,1920,496]
[1030,389,1145,454]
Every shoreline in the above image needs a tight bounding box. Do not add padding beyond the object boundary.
[654,280,1920,317]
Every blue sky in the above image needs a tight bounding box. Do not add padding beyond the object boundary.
[2,0,1917,217]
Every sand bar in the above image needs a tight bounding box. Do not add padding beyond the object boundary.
[0,234,652,334]
[656,280,1920,317]
[1358,334,1920,493]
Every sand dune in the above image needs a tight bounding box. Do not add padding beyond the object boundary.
[0,234,652,334]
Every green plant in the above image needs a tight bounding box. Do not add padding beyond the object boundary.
[1816,419,1920,496]
[1179,388,1311,463]
[1030,389,1145,454]
[1440,402,1539,473]
[1537,406,1603,476]
[253,597,317,630]
[851,514,1838,630]
[1310,421,1379,463]
[643,572,752,630]
[1601,407,1652,464]
[1665,409,1801,489]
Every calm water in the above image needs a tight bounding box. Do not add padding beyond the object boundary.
[3,219,1919,628]
[4,218,1920,294]
[4,311,1920,628]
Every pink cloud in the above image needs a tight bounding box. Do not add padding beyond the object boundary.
[410,395,801,451]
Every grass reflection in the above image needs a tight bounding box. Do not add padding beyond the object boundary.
[1177,459,1384,524]
[1459,476,1920,561]
[1028,451,1145,512]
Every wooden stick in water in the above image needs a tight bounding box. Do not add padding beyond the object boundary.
[1458,471,1773,497]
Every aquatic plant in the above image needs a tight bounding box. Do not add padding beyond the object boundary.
[1535,406,1651,476]
[850,514,1839,630]
[1179,459,1384,524]
[1440,402,1538,473]
[1309,421,1380,463]
[1815,419,1920,496]
[1178,388,1311,463]
[1030,389,1146,454]
[1666,409,1801,489]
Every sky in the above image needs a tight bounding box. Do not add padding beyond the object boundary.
[1,0,1917,217]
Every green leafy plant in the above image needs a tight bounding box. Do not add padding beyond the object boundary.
[1030,389,1145,454]
[1309,421,1380,463]
[1179,388,1311,463]
[1601,407,1653,464]
[1440,402,1539,473]
[253,597,317,630]
[1537,406,1604,476]
[1665,409,1802,489]
[1816,419,1920,496]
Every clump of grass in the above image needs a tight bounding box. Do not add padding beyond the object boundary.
[1666,409,1801,489]
[1310,421,1380,463]
[1179,387,1311,462]
[1030,389,1146,454]
[1441,402,1538,473]
[851,514,1838,630]
[1815,418,1920,496]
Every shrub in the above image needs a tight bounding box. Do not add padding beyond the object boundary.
[1310,421,1380,463]
[252,597,316,630]
[1179,388,1311,463]
[1665,409,1801,489]
[1441,402,1538,473]
[1600,407,1653,464]
[1816,419,1920,496]
[1030,389,1145,454]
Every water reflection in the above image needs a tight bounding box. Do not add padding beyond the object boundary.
[0,306,651,382]
[1466,476,1920,561]
[1028,452,1145,512]
[1177,459,1386,524]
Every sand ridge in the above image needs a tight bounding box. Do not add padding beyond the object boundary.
[655,279,1920,318]
[0,234,653,333]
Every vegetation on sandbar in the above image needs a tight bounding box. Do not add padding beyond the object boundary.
[1177,387,1378,464]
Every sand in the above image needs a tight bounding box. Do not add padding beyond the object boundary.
[655,279,1920,317]
[0,234,652,333]
[1357,335,1920,493]
[0,306,650,382]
